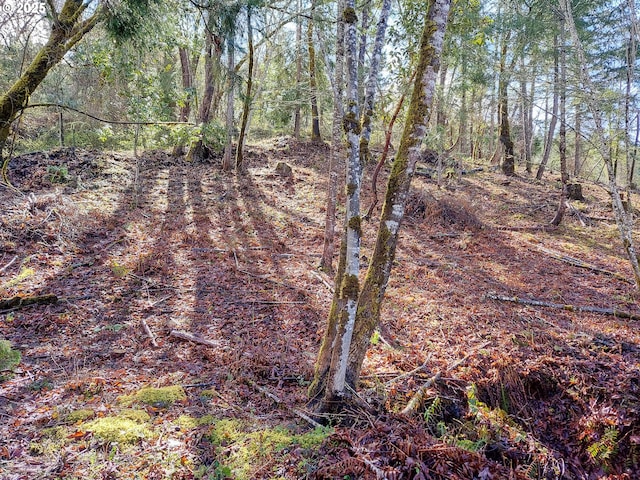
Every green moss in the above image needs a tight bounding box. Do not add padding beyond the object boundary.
[2,267,34,288]
[206,420,332,480]
[342,6,358,24]
[84,416,151,444]
[340,274,360,299]
[347,215,361,235]
[66,409,95,423]
[346,182,357,196]
[0,339,20,377]
[119,385,186,407]
[176,414,216,430]
[119,408,151,423]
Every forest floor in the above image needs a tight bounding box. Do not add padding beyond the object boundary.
[1,139,639,480]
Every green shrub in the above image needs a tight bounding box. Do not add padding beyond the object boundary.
[0,339,20,380]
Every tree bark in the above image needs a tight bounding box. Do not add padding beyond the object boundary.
[222,29,236,171]
[551,18,567,226]
[359,0,392,167]
[308,0,322,142]
[0,0,99,162]
[559,0,640,288]
[536,34,559,181]
[310,0,362,412]
[293,0,303,139]
[172,46,194,156]
[319,0,346,273]
[498,31,515,176]
[574,106,582,176]
[345,0,450,398]
[235,7,254,172]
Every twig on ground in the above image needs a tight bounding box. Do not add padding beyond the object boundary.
[141,319,158,347]
[0,255,18,273]
[246,378,322,428]
[384,353,433,387]
[402,341,490,415]
[310,270,334,292]
[170,330,220,348]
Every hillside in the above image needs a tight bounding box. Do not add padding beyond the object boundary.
[1,141,639,479]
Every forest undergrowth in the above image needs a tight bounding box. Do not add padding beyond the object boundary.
[1,139,639,479]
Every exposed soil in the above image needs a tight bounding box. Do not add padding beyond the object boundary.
[1,140,639,479]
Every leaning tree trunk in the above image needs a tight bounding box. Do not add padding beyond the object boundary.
[310,0,361,413]
[559,0,640,288]
[235,7,254,172]
[536,34,560,181]
[319,0,346,273]
[308,0,322,142]
[293,0,303,139]
[0,0,99,166]
[310,0,452,405]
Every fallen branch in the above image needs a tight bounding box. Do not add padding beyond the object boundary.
[402,341,489,415]
[169,330,220,348]
[535,245,632,284]
[141,319,159,347]
[0,294,58,311]
[0,255,17,273]
[310,270,334,292]
[486,293,640,321]
[245,378,322,428]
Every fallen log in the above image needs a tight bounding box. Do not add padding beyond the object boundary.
[486,293,640,321]
[536,245,632,283]
[0,294,58,311]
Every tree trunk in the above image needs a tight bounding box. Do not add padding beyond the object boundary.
[559,0,640,288]
[308,0,322,142]
[357,8,369,107]
[536,34,559,181]
[293,0,303,139]
[0,0,99,161]
[359,0,392,167]
[172,46,194,156]
[498,32,515,176]
[310,0,452,409]
[319,0,346,273]
[235,8,254,172]
[574,105,582,176]
[222,30,236,171]
[625,0,638,210]
[520,55,533,174]
[310,0,361,413]
[551,19,567,226]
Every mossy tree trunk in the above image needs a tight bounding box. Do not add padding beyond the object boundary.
[498,31,515,177]
[222,28,236,171]
[359,0,392,167]
[560,0,640,288]
[319,0,346,273]
[308,0,322,142]
[310,0,452,410]
[0,0,100,166]
[309,0,361,413]
[235,7,254,172]
[345,0,451,390]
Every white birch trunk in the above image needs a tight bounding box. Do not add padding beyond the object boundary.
[359,0,393,165]
[330,0,361,398]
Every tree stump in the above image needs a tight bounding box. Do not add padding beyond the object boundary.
[566,183,584,201]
